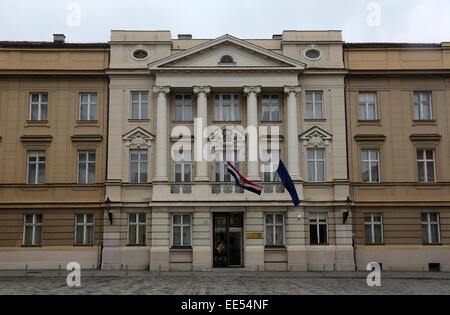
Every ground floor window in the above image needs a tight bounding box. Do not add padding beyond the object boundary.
[310,213,328,245]
[364,213,383,245]
[265,213,284,246]
[422,213,440,245]
[128,213,146,246]
[75,214,94,246]
[23,214,43,246]
[172,214,192,247]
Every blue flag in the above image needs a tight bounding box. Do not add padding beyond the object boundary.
[277,160,301,207]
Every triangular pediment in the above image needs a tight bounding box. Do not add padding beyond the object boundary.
[300,127,333,147]
[123,127,155,148]
[148,35,306,71]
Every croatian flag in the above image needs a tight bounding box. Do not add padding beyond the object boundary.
[227,162,263,196]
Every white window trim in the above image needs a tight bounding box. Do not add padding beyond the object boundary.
[359,92,378,120]
[171,214,192,247]
[417,149,437,183]
[309,213,329,245]
[23,214,42,246]
[27,151,45,185]
[174,151,192,182]
[77,151,96,184]
[414,92,433,120]
[214,94,240,122]
[264,213,285,246]
[74,214,94,246]
[261,95,280,122]
[127,213,146,246]
[29,93,48,121]
[362,149,380,183]
[215,150,239,182]
[365,213,384,245]
[307,148,326,183]
[305,91,324,120]
[174,94,193,122]
[79,93,97,121]
[130,91,149,120]
[130,150,148,184]
[422,213,441,244]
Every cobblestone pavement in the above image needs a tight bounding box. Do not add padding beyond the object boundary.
[0,274,449,295]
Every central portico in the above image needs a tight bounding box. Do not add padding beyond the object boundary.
[103,30,353,272]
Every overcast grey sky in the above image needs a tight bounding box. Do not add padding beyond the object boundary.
[0,0,449,43]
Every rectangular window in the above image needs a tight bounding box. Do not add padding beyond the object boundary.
[305,91,323,120]
[414,92,432,120]
[27,151,45,185]
[265,214,285,246]
[310,213,328,245]
[422,213,441,245]
[128,213,146,246]
[214,95,240,121]
[75,214,94,246]
[262,95,280,121]
[131,91,149,120]
[23,214,43,246]
[79,93,97,121]
[172,214,191,247]
[359,92,377,120]
[365,213,384,245]
[417,149,436,183]
[130,150,148,184]
[215,150,239,182]
[307,149,325,182]
[362,149,380,183]
[77,151,96,184]
[174,150,192,182]
[262,150,280,182]
[174,95,193,122]
[30,93,48,121]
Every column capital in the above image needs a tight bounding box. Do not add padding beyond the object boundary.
[153,86,171,95]
[193,86,211,95]
[244,86,262,95]
[284,86,301,95]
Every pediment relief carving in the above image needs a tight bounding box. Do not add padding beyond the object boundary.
[300,127,333,148]
[123,127,155,148]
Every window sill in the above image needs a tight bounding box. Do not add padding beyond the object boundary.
[171,246,192,251]
[423,243,443,246]
[74,244,95,247]
[412,120,437,126]
[172,120,193,124]
[261,120,282,124]
[25,121,50,128]
[129,119,150,123]
[265,245,286,250]
[76,120,99,127]
[127,244,147,247]
[22,245,42,248]
[364,243,385,246]
[212,120,242,124]
[309,244,329,246]
[357,120,381,126]
[304,119,326,122]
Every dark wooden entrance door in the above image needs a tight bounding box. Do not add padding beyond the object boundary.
[213,213,243,268]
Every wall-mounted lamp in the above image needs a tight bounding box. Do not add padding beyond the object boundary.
[343,196,352,225]
[105,197,113,225]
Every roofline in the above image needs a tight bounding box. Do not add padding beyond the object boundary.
[0,42,109,49]
[344,42,443,49]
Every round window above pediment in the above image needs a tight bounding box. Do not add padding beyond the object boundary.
[132,49,149,60]
[304,48,322,60]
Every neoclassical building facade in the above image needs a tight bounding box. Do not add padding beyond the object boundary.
[103,30,353,271]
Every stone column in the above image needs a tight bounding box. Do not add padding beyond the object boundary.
[153,86,170,181]
[193,86,211,181]
[244,86,261,181]
[284,86,302,180]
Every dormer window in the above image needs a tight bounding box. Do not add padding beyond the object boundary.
[219,55,234,64]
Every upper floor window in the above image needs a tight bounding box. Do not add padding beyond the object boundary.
[128,213,146,246]
[265,214,285,246]
[359,92,377,121]
[262,95,280,121]
[365,213,384,245]
[262,150,280,182]
[305,91,323,120]
[414,92,432,120]
[417,149,436,183]
[27,151,45,185]
[77,151,96,184]
[23,214,43,246]
[30,93,48,121]
[215,150,239,182]
[310,213,328,245]
[219,55,234,64]
[130,150,148,184]
[214,95,240,122]
[174,95,193,122]
[362,149,380,183]
[174,150,192,183]
[307,149,325,182]
[75,214,94,246]
[79,93,97,121]
[422,213,440,245]
[131,91,149,120]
